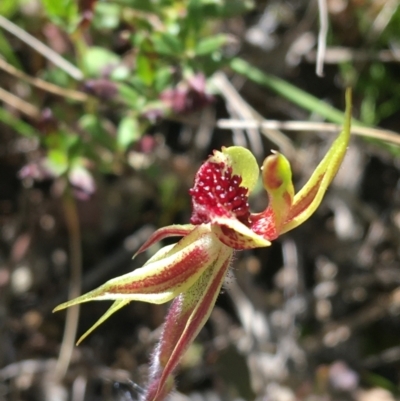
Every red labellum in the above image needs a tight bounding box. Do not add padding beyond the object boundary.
[189,161,250,226]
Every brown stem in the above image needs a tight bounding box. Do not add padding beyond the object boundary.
[55,183,82,381]
[0,58,88,102]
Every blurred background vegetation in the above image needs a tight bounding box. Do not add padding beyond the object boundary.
[1,1,400,401]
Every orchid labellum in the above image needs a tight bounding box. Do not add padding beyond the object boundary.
[54,90,352,401]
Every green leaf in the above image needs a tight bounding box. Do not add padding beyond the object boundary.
[0,30,22,68]
[195,34,228,56]
[112,0,154,12]
[0,0,19,18]
[136,52,155,86]
[155,66,173,92]
[0,108,38,137]
[46,149,69,176]
[230,57,361,125]
[364,372,399,393]
[41,0,79,31]
[93,3,121,30]
[110,65,130,81]
[118,83,139,102]
[117,116,140,150]
[41,67,71,88]
[200,0,254,18]
[117,83,145,108]
[44,131,80,156]
[79,114,115,150]
[83,47,120,78]
[153,33,184,56]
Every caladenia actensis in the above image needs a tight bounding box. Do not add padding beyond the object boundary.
[54,89,352,401]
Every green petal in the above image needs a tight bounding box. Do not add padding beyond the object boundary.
[210,146,259,193]
[261,151,294,232]
[281,88,352,234]
[53,225,221,310]
[76,300,130,345]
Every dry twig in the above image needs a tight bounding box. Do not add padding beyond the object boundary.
[316,0,328,77]
[0,15,83,80]
[54,186,82,381]
[0,87,40,119]
[217,119,400,146]
[211,72,295,158]
[0,58,88,102]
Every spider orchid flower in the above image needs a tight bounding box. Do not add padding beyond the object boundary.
[54,91,352,401]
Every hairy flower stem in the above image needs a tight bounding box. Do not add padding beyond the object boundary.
[144,247,232,401]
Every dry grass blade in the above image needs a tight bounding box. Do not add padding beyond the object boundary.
[217,119,400,146]
[0,15,83,80]
[0,58,88,102]
[211,72,295,158]
[306,47,400,63]
[211,72,264,158]
[316,0,328,77]
[365,0,399,44]
[0,87,40,119]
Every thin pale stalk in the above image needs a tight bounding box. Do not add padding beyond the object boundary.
[55,184,82,380]
[0,15,83,80]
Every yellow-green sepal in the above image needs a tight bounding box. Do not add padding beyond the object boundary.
[281,88,352,234]
[76,299,130,345]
